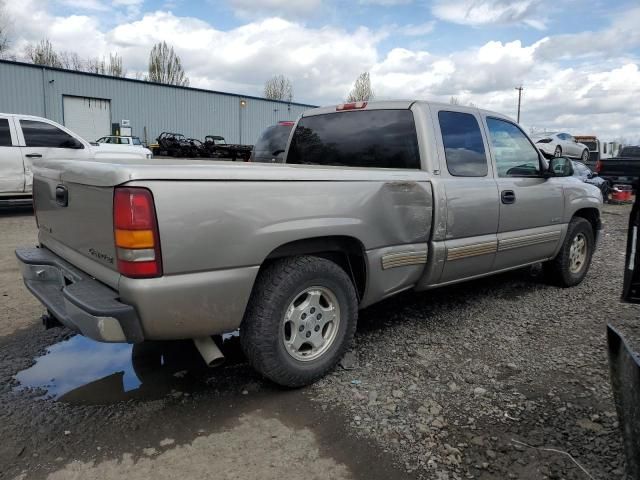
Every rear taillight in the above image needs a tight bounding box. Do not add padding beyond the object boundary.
[595,160,602,173]
[113,187,162,278]
[278,121,295,126]
[336,101,367,111]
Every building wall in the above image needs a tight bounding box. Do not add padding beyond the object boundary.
[0,60,315,145]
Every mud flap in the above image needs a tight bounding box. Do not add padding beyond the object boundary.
[607,324,640,479]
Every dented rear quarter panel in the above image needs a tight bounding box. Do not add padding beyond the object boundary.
[133,173,434,275]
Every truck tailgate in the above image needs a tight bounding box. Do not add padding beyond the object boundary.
[33,164,119,287]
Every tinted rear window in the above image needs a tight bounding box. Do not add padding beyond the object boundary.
[252,125,292,163]
[287,110,420,169]
[0,119,11,146]
[438,111,487,177]
[620,147,640,158]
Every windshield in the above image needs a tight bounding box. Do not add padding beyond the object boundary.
[251,125,293,163]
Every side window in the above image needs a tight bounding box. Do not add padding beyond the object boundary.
[486,117,541,177]
[120,138,130,144]
[0,119,12,147]
[603,143,607,154]
[287,110,420,169]
[20,120,78,148]
[132,138,141,145]
[438,111,488,177]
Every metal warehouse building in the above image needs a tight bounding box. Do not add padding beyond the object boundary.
[0,60,315,145]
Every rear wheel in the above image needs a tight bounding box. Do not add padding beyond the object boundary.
[581,149,589,162]
[240,256,358,387]
[554,146,562,157]
[544,217,594,287]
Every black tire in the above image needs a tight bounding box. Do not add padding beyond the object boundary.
[581,149,589,162]
[240,255,358,387]
[544,217,594,287]
[554,146,562,157]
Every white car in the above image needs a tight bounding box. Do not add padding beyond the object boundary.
[531,132,590,162]
[96,135,145,147]
[0,113,152,206]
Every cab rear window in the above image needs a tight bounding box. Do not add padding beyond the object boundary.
[287,110,420,169]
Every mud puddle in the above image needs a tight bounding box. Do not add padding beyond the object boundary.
[14,333,242,404]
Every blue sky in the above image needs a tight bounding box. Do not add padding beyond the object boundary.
[3,0,640,139]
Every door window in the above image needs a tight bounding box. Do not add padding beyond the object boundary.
[20,120,78,148]
[486,118,541,177]
[0,119,12,146]
[438,111,488,177]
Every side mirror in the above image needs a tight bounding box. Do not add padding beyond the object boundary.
[547,157,573,177]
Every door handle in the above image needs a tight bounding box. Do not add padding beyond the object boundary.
[55,185,68,207]
[501,190,516,204]
[25,153,42,158]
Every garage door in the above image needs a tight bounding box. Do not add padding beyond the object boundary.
[63,96,111,142]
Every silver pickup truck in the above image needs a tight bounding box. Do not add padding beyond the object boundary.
[16,100,603,387]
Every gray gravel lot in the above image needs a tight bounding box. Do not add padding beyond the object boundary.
[0,204,638,480]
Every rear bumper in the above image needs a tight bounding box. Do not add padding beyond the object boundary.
[15,246,144,343]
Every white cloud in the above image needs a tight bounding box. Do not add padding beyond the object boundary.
[401,21,435,36]
[228,0,323,19]
[432,0,546,29]
[3,1,640,140]
[58,0,110,11]
[534,6,640,61]
[359,0,411,5]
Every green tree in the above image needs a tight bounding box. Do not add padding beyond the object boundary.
[346,72,374,102]
[264,74,293,102]
[147,41,189,86]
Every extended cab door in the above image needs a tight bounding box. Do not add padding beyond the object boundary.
[16,118,88,193]
[0,116,25,194]
[432,108,500,283]
[482,116,564,270]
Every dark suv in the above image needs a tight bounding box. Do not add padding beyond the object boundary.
[249,121,294,163]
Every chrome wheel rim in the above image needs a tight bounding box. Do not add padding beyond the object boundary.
[569,233,588,274]
[554,147,562,157]
[582,150,588,161]
[282,286,341,362]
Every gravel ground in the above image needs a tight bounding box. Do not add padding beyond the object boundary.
[0,204,638,480]
[312,203,640,479]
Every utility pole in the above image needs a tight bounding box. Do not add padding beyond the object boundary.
[515,85,523,123]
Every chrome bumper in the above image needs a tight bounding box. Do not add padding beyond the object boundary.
[15,246,143,343]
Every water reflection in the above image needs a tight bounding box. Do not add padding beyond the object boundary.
[15,333,241,404]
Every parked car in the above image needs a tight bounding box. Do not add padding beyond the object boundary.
[96,135,145,147]
[532,132,590,161]
[203,135,253,161]
[250,121,294,163]
[153,132,193,157]
[16,100,602,387]
[571,160,610,197]
[596,146,640,186]
[0,113,152,206]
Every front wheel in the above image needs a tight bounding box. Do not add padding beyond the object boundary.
[581,149,589,162]
[240,256,358,387]
[544,217,594,287]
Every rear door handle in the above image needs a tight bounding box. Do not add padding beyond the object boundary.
[25,153,42,158]
[501,190,516,204]
[55,185,68,207]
